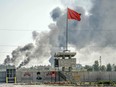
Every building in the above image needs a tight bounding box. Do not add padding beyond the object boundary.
[0,65,6,83]
[1,50,116,84]
[0,65,16,83]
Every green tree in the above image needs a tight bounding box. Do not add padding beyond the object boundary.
[101,65,106,71]
[114,66,116,71]
[106,63,112,71]
[93,60,99,71]
[84,65,93,71]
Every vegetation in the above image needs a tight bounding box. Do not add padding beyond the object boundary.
[106,63,112,71]
[83,60,116,72]
[93,60,99,71]
[97,80,115,86]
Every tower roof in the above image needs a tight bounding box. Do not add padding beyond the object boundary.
[54,51,76,57]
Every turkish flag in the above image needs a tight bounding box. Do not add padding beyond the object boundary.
[68,8,81,21]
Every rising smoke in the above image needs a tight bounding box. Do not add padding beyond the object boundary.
[3,0,116,67]
[4,43,34,67]
[58,0,116,65]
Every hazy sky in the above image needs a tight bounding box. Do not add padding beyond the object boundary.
[0,0,92,64]
[0,0,63,63]
[1,0,116,66]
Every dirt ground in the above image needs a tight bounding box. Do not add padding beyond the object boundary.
[0,84,73,87]
[0,84,115,87]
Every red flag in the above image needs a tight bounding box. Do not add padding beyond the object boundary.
[68,8,81,21]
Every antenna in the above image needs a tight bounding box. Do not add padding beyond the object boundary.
[99,56,101,71]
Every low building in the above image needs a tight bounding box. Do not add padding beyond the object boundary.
[0,65,16,83]
[0,65,6,83]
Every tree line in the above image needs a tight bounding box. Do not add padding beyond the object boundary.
[84,60,116,71]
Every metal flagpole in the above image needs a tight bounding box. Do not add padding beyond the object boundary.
[66,8,68,51]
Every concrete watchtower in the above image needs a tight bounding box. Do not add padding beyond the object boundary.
[54,50,76,72]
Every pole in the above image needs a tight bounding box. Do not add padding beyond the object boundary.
[99,56,101,71]
[66,8,68,51]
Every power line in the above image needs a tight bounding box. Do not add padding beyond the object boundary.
[0,45,18,47]
[0,52,11,53]
[0,29,41,31]
[0,45,116,47]
[0,29,116,31]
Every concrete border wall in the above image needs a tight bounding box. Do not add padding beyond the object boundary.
[72,71,116,82]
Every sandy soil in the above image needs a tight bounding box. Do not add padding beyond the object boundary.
[0,84,114,87]
[0,84,73,87]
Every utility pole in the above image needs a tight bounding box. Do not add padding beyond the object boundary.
[99,56,101,71]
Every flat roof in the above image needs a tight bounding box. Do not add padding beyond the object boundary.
[54,51,76,57]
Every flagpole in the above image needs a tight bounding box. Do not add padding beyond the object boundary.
[66,8,68,51]
[65,8,81,51]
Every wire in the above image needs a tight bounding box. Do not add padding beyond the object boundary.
[0,52,11,53]
[0,29,116,31]
[0,29,41,31]
[0,45,18,47]
[0,45,116,47]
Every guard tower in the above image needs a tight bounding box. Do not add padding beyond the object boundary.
[54,51,76,72]
[6,65,16,83]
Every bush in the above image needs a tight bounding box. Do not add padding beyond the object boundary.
[97,80,114,86]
